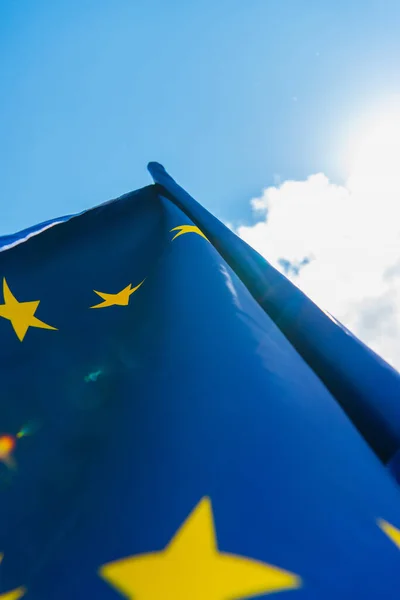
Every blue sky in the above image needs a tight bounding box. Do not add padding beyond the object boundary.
[2,0,400,234]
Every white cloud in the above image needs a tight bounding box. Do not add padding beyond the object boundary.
[236,114,400,370]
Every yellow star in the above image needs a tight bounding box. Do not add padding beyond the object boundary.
[90,281,144,309]
[99,497,301,599]
[0,588,25,600]
[0,554,26,600]
[0,278,57,342]
[378,519,400,549]
[170,225,208,242]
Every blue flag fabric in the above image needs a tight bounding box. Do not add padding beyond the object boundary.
[0,165,400,599]
[149,163,400,463]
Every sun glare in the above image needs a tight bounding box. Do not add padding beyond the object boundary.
[348,102,400,197]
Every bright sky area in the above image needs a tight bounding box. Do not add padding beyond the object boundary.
[2,0,400,368]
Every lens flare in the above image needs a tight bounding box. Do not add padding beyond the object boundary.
[84,369,103,383]
[16,422,38,438]
[0,435,16,469]
[0,423,36,470]
[0,435,15,457]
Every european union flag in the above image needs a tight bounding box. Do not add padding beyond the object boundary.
[0,162,400,599]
